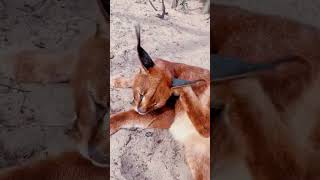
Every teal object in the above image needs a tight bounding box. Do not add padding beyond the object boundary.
[211,54,275,81]
[211,54,281,116]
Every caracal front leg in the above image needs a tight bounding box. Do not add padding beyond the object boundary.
[178,86,210,137]
[110,108,175,135]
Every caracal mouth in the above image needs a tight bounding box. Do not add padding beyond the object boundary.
[137,111,147,115]
[134,107,152,115]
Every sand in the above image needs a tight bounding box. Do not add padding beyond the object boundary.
[110,0,320,179]
[1,0,317,179]
[0,0,209,179]
[110,0,209,179]
[0,0,98,168]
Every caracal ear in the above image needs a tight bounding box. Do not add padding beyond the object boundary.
[171,78,206,89]
[135,24,155,71]
[211,54,307,83]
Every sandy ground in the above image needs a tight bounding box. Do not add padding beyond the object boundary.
[0,0,209,178]
[1,0,318,179]
[110,0,209,179]
[110,0,320,179]
[0,0,98,168]
[110,0,210,113]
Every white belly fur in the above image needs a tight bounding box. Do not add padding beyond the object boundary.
[169,111,210,153]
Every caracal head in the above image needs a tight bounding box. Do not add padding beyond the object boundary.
[132,25,203,115]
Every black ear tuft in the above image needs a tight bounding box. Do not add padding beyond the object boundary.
[171,78,205,88]
[135,25,155,70]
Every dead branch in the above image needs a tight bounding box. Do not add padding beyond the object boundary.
[156,0,168,19]
[202,0,210,13]
[96,0,109,21]
[149,0,158,11]
[0,83,31,93]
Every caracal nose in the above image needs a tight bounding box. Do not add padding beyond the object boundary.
[137,107,142,113]
[137,106,146,114]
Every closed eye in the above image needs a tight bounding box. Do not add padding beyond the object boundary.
[153,102,159,108]
[139,93,144,100]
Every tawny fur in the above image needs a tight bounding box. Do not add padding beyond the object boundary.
[212,4,320,179]
[67,26,109,167]
[213,79,306,179]
[11,49,76,83]
[4,3,320,180]
[110,57,210,180]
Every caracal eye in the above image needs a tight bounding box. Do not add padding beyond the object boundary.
[139,93,144,100]
[153,102,159,107]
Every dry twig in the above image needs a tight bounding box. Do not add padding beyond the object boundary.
[149,0,158,11]
[156,0,168,19]
[0,83,31,93]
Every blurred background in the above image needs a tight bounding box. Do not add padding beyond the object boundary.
[110,0,209,179]
[0,0,99,168]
